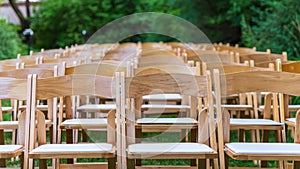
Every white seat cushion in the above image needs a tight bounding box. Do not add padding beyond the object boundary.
[128,143,214,154]
[0,145,23,153]
[143,94,182,101]
[30,143,113,154]
[61,118,108,129]
[286,118,296,123]
[0,121,18,129]
[137,118,197,124]
[141,104,190,109]
[0,120,52,130]
[288,105,300,111]
[226,143,300,155]
[259,105,300,111]
[77,104,116,112]
[2,107,12,112]
[222,104,252,109]
[230,119,283,126]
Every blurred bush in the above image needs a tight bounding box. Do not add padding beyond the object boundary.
[31,0,299,59]
[0,19,25,60]
[228,0,300,60]
[31,0,181,49]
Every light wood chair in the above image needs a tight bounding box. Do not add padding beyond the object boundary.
[28,74,117,169]
[214,69,300,169]
[118,69,219,169]
[0,75,33,169]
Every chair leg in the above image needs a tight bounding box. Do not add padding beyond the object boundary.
[127,159,135,169]
[108,158,116,169]
[66,129,74,164]
[198,159,206,169]
[190,128,197,166]
[82,129,88,142]
[261,130,269,167]
[49,125,53,144]
[39,159,47,169]
[20,152,24,169]
[0,130,6,167]
[135,128,142,166]
[294,161,300,169]
[225,153,230,169]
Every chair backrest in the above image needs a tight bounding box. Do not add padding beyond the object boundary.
[282,61,300,73]
[29,74,117,151]
[0,68,55,79]
[240,53,287,65]
[0,75,32,168]
[65,63,127,77]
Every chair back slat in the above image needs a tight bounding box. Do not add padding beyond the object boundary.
[36,74,115,100]
[0,78,28,100]
[126,73,208,98]
[223,71,300,96]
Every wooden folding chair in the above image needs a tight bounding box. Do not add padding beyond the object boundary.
[214,69,300,169]
[28,74,117,169]
[0,75,33,169]
[117,69,219,169]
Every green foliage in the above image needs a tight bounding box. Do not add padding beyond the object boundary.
[229,0,300,60]
[0,19,25,60]
[32,0,182,49]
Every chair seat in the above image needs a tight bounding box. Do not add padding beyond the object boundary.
[2,106,13,112]
[259,105,300,112]
[288,105,300,111]
[77,104,116,112]
[226,143,300,155]
[0,120,51,130]
[60,118,108,129]
[222,104,252,110]
[0,121,18,130]
[19,104,49,111]
[136,118,197,124]
[286,118,296,123]
[142,94,182,101]
[141,104,190,110]
[29,143,114,159]
[286,118,296,127]
[128,143,215,159]
[0,145,23,158]
[230,119,283,126]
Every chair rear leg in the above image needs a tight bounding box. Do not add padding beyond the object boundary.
[294,161,300,169]
[39,159,47,169]
[198,159,206,169]
[127,159,135,169]
[0,130,6,167]
[108,158,116,169]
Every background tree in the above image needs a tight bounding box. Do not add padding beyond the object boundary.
[31,0,299,59]
[31,0,182,49]
[0,19,26,60]
[9,0,31,31]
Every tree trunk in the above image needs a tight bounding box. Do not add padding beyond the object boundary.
[9,0,30,31]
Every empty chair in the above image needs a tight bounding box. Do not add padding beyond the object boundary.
[28,74,118,169]
[0,75,32,169]
[117,69,219,168]
[214,69,300,169]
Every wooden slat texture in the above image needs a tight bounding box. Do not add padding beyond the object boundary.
[224,71,300,96]
[36,74,115,99]
[126,73,208,98]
